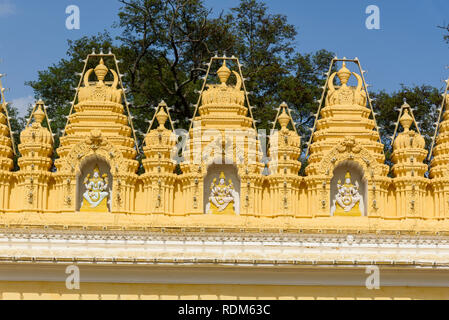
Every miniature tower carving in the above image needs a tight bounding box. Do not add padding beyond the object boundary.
[430,92,449,179]
[268,102,301,215]
[0,74,15,210]
[142,101,177,214]
[430,81,449,218]
[391,100,428,218]
[0,76,14,172]
[17,101,53,211]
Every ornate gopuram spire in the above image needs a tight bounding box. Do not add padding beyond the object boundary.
[142,101,177,214]
[307,62,387,175]
[391,99,428,218]
[16,100,54,212]
[267,102,302,216]
[429,75,449,218]
[305,59,389,217]
[54,56,139,213]
[180,57,263,216]
[0,73,15,211]
[189,60,254,130]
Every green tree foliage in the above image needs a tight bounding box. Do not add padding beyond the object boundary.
[115,0,306,132]
[220,0,298,129]
[439,24,449,44]
[115,0,231,131]
[24,0,445,172]
[278,50,336,141]
[5,103,25,140]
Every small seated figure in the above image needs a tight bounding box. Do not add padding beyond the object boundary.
[80,165,110,212]
[206,172,240,215]
[331,172,363,217]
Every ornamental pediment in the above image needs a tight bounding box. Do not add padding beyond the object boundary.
[325,63,367,107]
[78,59,123,104]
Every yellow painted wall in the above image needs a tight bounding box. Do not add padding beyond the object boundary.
[0,282,448,300]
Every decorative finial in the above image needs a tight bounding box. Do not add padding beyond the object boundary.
[94,58,108,83]
[399,108,413,132]
[217,60,231,86]
[278,103,290,129]
[156,101,169,129]
[33,100,46,124]
[219,171,226,180]
[345,172,351,180]
[337,62,351,85]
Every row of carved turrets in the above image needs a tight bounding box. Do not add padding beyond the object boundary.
[0,57,447,216]
[1,60,445,181]
[0,62,446,179]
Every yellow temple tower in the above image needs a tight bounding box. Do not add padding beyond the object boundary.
[181,59,264,216]
[306,61,389,218]
[54,57,139,213]
[0,55,448,300]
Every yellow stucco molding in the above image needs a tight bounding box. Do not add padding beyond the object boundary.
[0,213,449,235]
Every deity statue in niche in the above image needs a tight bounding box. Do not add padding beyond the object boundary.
[206,172,240,215]
[80,165,110,212]
[331,172,363,217]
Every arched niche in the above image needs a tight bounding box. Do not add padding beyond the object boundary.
[76,155,113,212]
[203,164,241,215]
[330,161,367,217]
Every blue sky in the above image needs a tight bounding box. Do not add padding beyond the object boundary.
[0,0,448,116]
